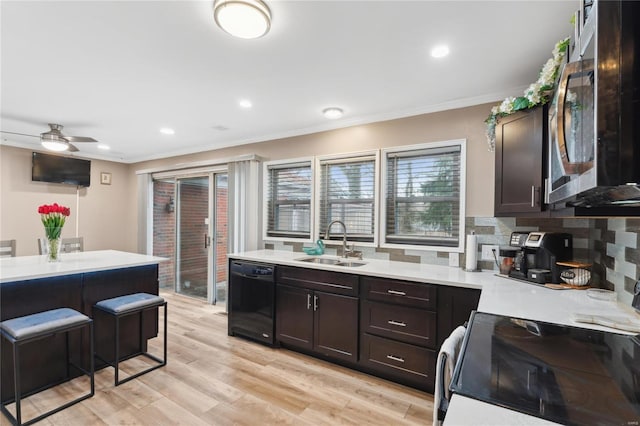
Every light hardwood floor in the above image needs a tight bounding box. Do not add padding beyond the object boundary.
[2,291,433,425]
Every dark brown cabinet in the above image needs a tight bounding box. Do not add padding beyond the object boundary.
[436,285,481,348]
[268,264,481,392]
[314,291,358,361]
[276,284,313,350]
[275,266,359,363]
[359,276,438,391]
[494,105,549,216]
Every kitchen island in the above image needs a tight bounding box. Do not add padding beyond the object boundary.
[0,250,165,402]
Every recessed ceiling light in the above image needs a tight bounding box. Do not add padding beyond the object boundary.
[213,0,271,39]
[97,144,110,150]
[431,44,450,58]
[322,107,344,119]
[239,99,253,109]
[160,128,175,135]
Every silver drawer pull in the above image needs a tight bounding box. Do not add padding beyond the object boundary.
[387,320,407,327]
[387,290,406,296]
[386,355,405,363]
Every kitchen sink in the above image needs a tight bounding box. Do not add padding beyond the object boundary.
[295,257,366,267]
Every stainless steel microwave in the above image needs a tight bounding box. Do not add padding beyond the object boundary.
[547,0,640,207]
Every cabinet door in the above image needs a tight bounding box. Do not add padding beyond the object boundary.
[495,106,548,215]
[313,291,358,362]
[275,284,313,350]
[436,285,480,348]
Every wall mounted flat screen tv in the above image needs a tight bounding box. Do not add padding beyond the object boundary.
[32,152,91,187]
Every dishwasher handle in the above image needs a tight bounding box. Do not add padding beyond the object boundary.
[230,261,274,281]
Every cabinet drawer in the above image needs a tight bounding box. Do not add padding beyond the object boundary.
[276,265,359,296]
[362,276,435,309]
[361,300,436,348]
[360,333,435,390]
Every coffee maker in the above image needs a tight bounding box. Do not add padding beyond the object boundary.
[509,232,573,284]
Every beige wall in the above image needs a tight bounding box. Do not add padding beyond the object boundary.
[1,102,495,255]
[0,145,136,255]
[134,102,496,218]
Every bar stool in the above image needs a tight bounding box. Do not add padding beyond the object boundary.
[93,293,167,386]
[0,308,94,426]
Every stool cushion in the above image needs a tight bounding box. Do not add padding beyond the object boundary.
[96,293,164,314]
[1,308,90,341]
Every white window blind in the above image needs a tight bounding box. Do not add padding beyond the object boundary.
[319,155,376,242]
[265,162,312,239]
[384,144,462,247]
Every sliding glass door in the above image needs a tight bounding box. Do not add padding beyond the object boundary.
[176,176,210,299]
[212,173,228,307]
[153,171,228,306]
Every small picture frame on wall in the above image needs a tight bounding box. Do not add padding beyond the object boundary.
[100,172,112,185]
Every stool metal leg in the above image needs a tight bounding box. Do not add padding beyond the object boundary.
[93,300,167,387]
[1,320,95,426]
[14,339,22,426]
[115,302,167,386]
[114,312,120,385]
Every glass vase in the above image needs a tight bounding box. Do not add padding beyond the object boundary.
[45,229,63,262]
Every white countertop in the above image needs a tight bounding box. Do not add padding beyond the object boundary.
[0,250,167,283]
[229,249,492,290]
[230,249,640,425]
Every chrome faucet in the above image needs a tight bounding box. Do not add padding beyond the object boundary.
[325,220,362,259]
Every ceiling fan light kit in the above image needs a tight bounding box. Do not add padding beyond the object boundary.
[0,123,98,153]
[40,134,69,152]
[41,124,69,151]
[213,0,271,39]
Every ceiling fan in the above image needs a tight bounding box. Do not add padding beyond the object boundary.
[1,123,98,152]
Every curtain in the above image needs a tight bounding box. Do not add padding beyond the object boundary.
[227,158,262,254]
[136,173,153,254]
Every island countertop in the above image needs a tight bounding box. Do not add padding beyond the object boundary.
[0,250,166,283]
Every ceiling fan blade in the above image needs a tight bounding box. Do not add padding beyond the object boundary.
[64,136,97,143]
[67,143,79,152]
[0,130,39,138]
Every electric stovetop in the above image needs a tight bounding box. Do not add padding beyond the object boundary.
[450,311,640,425]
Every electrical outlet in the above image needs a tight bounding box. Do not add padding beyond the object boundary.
[481,244,499,261]
[449,252,459,267]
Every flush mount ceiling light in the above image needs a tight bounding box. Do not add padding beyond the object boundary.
[431,44,450,58]
[213,0,271,39]
[322,107,344,119]
[239,99,253,108]
[97,144,110,150]
[160,127,175,135]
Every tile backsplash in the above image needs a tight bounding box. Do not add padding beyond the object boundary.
[265,217,639,305]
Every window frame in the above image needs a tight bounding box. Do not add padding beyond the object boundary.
[314,150,380,248]
[262,157,315,243]
[380,139,466,253]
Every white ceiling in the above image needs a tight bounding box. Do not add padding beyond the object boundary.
[0,1,576,163]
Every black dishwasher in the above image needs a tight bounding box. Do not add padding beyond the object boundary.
[228,260,276,346]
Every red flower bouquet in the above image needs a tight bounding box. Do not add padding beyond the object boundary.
[38,203,70,261]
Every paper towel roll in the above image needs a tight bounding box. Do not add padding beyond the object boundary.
[465,233,478,271]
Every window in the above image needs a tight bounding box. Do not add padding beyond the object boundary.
[318,153,378,243]
[382,140,465,250]
[264,159,313,240]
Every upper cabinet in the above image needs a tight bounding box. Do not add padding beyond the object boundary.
[494,106,549,216]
